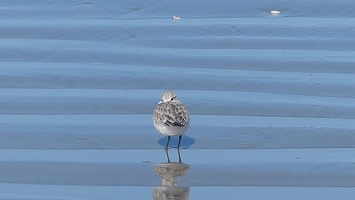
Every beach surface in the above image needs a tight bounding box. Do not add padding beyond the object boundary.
[1,0,355,199]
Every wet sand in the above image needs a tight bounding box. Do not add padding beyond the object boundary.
[1,0,355,199]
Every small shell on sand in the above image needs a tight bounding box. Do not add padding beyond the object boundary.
[172,16,181,20]
[271,10,281,15]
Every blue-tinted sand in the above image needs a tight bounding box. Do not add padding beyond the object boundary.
[0,149,354,187]
[0,185,355,200]
[1,0,355,199]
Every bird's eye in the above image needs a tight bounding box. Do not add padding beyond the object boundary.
[171,97,174,101]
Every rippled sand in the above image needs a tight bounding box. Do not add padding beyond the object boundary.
[1,0,355,199]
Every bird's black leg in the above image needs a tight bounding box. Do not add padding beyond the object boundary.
[177,135,182,149]
[165,148,171,163]
[165,136,171,149]
[177,148,182,163]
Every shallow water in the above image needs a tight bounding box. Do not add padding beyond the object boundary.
[0,148,355,199]
[0,148,355,187]
[1,0,355,199]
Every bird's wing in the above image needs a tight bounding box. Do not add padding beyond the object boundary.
[154,102,189,127]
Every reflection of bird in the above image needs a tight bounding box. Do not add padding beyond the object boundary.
[153,90,190,149]
[153,149,190,200]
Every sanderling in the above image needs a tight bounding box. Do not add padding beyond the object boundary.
[153,90,190,149]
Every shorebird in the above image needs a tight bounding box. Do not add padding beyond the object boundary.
[153,90,190,149]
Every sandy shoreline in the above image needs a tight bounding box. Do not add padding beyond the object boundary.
[1,0,355,199]
[0,149,355,187]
